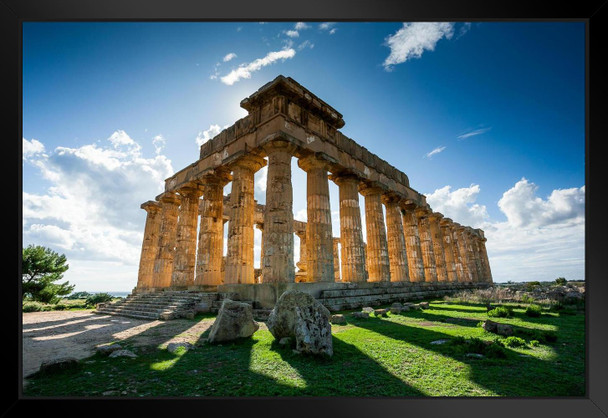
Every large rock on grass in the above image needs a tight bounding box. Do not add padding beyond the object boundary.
[208,299,259,343]
[267,290,333,356]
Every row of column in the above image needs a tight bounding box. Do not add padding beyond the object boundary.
[137,140,492,289]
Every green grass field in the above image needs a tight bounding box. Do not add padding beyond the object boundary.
[23,300,585,397]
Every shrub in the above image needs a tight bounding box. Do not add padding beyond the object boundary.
[53,304,69,311]
[555,277,567,286]
[501,336,527,348]
[525,281,541,292]
[520,294,535,304]
[530,340,540,347]
[85,293,114,308]
[23,301,52,312]
[488,306,513,318]
[525,304,543,317]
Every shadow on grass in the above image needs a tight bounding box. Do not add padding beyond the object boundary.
[406,310,483,328]
[349,313,584,397]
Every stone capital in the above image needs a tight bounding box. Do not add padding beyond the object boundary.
[297,153,334,172]
[255,223,264,231]
[399,199,419,212]
[177,182,204,198]
[428,211,444,221]
[261,138,299,156]
[414,206,432,219]
[358,181,386,197]
[228,153,267,173]
[439,217,453,227]
[157,191,181,205]
[141,200,161,213]
[200,167,233,186]
[329,171,360,186]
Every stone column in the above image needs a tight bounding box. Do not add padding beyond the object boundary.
[261,141,296,283]
[450,223,466,282]
[467,229,484,283]
[137,201,162,289]
[196,169,231,286]
[382,194,409,282]
[439,217,458,282]
[428,212,448,283]
[225,154,266,285]
[453,224,472,282]
[415,207,438,283]
[171,183,204,288]
[333,238,341,281]
[478,235,493,283]
[298,155,335,283]
[400,201,425,282]
[360,184,391,282]
[333,173,368,283]
[152,192,181,288]
[464,228,480,282]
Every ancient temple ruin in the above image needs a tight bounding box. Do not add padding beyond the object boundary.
[132,75,492,311]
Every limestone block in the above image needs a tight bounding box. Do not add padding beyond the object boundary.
[267,290,333,356]
[208,299,260,343]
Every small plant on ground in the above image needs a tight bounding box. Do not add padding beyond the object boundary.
[525,304,543,317]
[500,336,527,348]
[85,293,114,308]
[487,306,513,318]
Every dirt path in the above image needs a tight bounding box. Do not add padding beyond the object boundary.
[21,310,220,384]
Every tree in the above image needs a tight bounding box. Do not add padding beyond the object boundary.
[22,245,73,303]
[555,277,568,286]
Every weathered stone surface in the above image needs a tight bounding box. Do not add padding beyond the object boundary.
[39,357,79,374]
[361,307,374,313]
[374,308,389,317]
[109,349,138,358]
[96,343,123,356]
[167,342,193,353]
[330,314,346,325]
[482,319,513,336]
[208,299,259,343]
[352,311,370,319]
[419,302,430,309]
[267,290,333,356]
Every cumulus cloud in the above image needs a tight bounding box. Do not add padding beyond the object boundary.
[497,178,585,228]
[383,22,455,70]
[196,124,223,146]
[425,179,585,282]
[295,22,310,31]
[220,48,296,86]
[319,22,336,31]
[22,131,174,281]
[425,184,489,228]
[23,138,46,159]
[285,30,299,38]
[223,52,237,62]
[425,146,446,159]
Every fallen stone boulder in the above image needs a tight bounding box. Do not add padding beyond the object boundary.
[330,314,347,325]
[109,349,137,358]
[267,290,333,356]
[39,357,79,375]
[352,311,370,319]
[362,307,374,314]
[419,302,430,309]
[482,319,514,336]
[96,343,123,356]
[374,308,389,317]
[208,299,259,343]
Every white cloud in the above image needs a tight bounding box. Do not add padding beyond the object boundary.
[23,138,46,159]
[220,48,296,86]
[425,146,446,159]
[223,52,237,62]
[425,179,585,282]
[196,124,223,146]
[319,22,336,31]
[497,178,585,228]
[22,131,174,290]
[298,40,314,50]
[152,134,166,155]
[383,22,455,70]
[255,165,268,193]
[457,126,492,140]
[425,184,489,228]
[285,30,299,38]
[295,22,310,31]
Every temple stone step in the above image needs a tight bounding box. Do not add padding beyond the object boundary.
[94,291,211,320]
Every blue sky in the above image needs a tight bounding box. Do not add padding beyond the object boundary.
[22,21,585,292]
